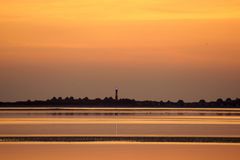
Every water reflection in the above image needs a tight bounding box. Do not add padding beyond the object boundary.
[0,143,240,160]
[1,108,240,118]
[0,108,240,137]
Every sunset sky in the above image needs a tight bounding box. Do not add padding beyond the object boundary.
[0,0,240,102]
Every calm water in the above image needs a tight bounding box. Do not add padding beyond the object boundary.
[0,107,240,137]
[0,107,240,159]
[1,143,240,160]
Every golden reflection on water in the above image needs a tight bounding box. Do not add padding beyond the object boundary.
[1,117,240,124]
[0,108,240,159]
[0,143,240,160]
[0,118,240,136]
[0,108,240,137]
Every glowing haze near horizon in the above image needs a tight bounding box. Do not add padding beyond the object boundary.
[0,0,240,102]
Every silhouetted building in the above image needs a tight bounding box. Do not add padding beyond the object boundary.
[115,88,118,101]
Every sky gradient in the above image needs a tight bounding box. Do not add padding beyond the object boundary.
[0,0,240,102]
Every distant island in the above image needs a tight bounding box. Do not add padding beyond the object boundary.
[0,97,240,108]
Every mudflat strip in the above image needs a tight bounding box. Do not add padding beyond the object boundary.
[0,136,240,143]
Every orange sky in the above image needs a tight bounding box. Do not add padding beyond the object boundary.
[0,0,240,101]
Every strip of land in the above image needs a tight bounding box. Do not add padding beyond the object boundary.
[1,97,239,108]
[1,136,240,143]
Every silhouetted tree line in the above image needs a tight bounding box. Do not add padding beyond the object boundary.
[0,97,240,108]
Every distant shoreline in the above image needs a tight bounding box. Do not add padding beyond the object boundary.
[0,97,240,108]
[0,105,240,109]
[1,136,240,143]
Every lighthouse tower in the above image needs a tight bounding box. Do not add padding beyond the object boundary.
[115,88,118,101]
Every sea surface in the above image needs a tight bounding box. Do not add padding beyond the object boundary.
[0,107,240,159]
